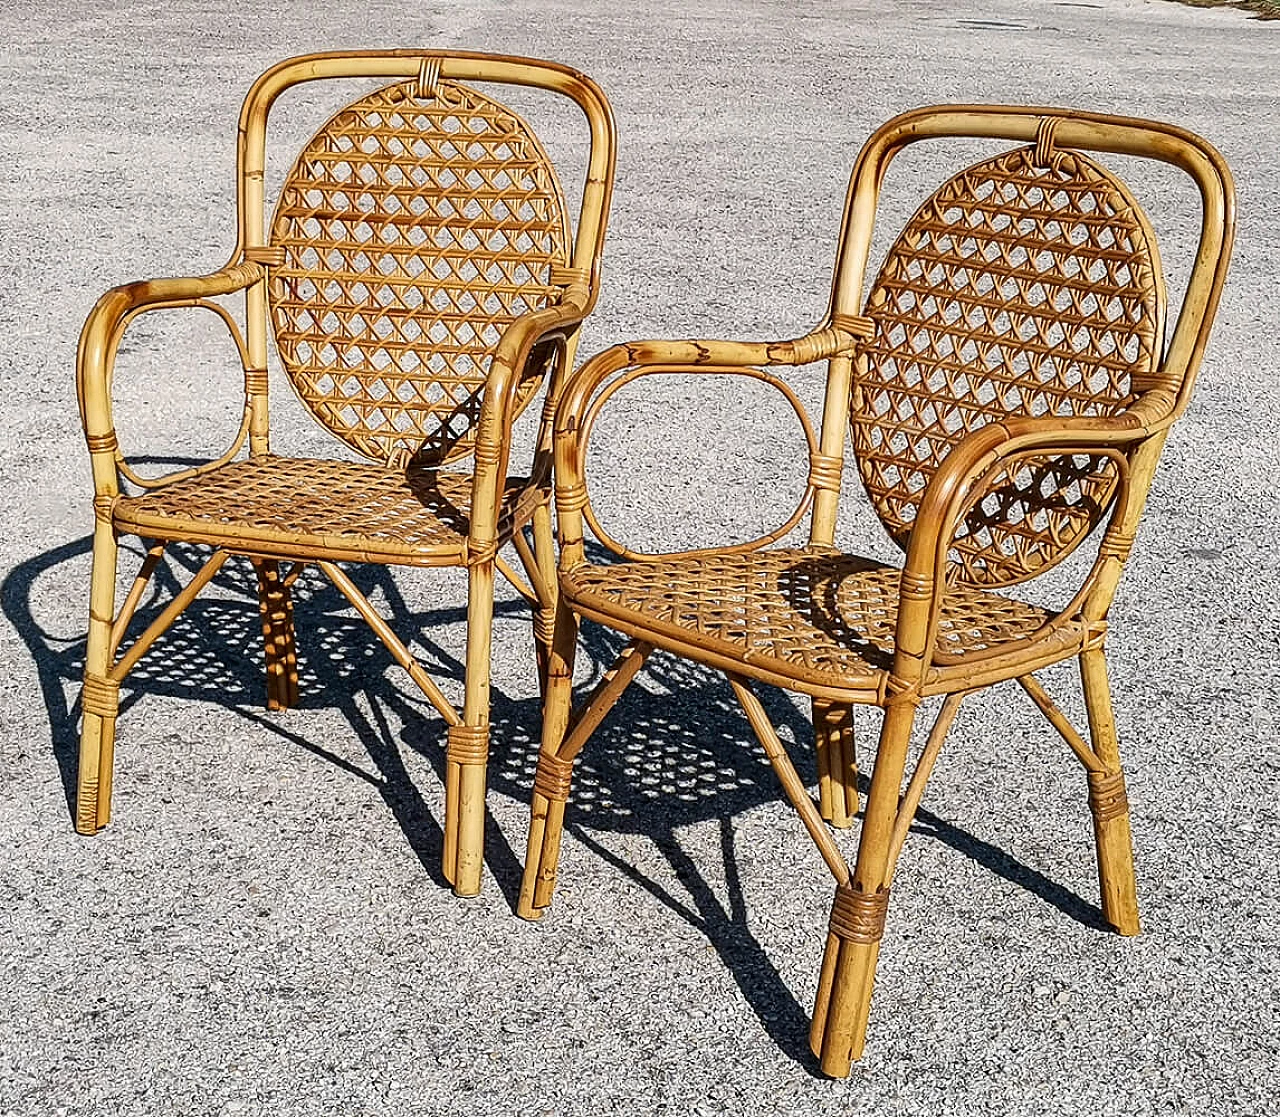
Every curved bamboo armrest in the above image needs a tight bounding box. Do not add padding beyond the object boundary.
[464,294,593,561]
[77,262,265,498]
[891,410,1158,682]
[552,328,863,564]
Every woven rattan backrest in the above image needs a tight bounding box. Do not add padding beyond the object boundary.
[850,138,1164,586]
[268,76,570,466]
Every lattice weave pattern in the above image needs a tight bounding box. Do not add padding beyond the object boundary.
[269,78,570,466]
[853,144,1162,586]
[114,457,529,563]
[568,549,1053,690]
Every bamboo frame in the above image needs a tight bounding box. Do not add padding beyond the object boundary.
[73,50,617,899]
[518,106,1234,1074]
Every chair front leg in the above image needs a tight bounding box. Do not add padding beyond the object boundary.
[445,559,496,897]
[811,696,917,1076]
[518,597,580,919]
[77,519,122,834]
[1080,646,1140,936]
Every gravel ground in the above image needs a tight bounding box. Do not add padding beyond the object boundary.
[2,2,1278,1114]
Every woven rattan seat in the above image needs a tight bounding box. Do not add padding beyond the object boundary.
[567,549,1054,697]
[114,458,533,565]
[517,107,1234,1075]
[73,51,617,898]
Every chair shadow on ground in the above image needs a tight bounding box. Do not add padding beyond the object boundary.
[2,531,1107,1074]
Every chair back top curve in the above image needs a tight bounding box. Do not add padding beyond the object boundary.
[234,52,616,468]
[827,108,1233,588]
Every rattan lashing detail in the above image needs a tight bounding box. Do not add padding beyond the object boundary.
[81,673,120,718]
[854,144,1161,587]
[268,77,571,467]
[829,884,890,944]
[446,724,490,766]
[532,751,574,801]
[1087,768,1129,822]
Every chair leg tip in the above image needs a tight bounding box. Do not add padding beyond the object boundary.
[515,899,545,922]
[1111,914,1141,937]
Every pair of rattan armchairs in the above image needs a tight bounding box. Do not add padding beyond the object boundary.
[74,51,1234,1076]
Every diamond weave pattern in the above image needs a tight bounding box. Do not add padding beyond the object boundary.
[567,549,1053,691]
[853,144,1161,586]
[115,457,529,564]
[269,79,570,466]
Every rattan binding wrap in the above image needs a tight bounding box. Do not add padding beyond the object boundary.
[855,144,1163,586]
[269,77,570,466]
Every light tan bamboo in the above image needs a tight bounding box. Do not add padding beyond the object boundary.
[1080,647,1140,935]
[74,52,618,894]
[524,638,651,911]
[520,106,1233,1077]
[729,677,850,884]
[517,597,582,919]
[109,550,231,682]
[317,560,462,727]
[1016,673,1108,773]
[108,543,166,657]
[885,692,966,879]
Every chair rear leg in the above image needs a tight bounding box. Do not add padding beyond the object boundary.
[77,522,121,835]
[1080,647,1140,935]
[813,699,858,828]
[445,560,495,897]
[810,698,916,1076]
[253,559,298,712]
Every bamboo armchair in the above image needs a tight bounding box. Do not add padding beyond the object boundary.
[518,107,1234,1072]
[74,51,616,896]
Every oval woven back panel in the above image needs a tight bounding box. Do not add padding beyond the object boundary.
[852,144,1163,587]
[269,78,570,466]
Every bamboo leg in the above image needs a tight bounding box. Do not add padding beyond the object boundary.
[813,699,857,828]
[517,602,578,918]
[445,560,495,897]
[517,619,657,918]
[531,503,559,697]
[77,521,121,835]
[810,697,918,1076]
[253,559,299,712]
[1080,648,1140,936]
[108,541,165,658]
